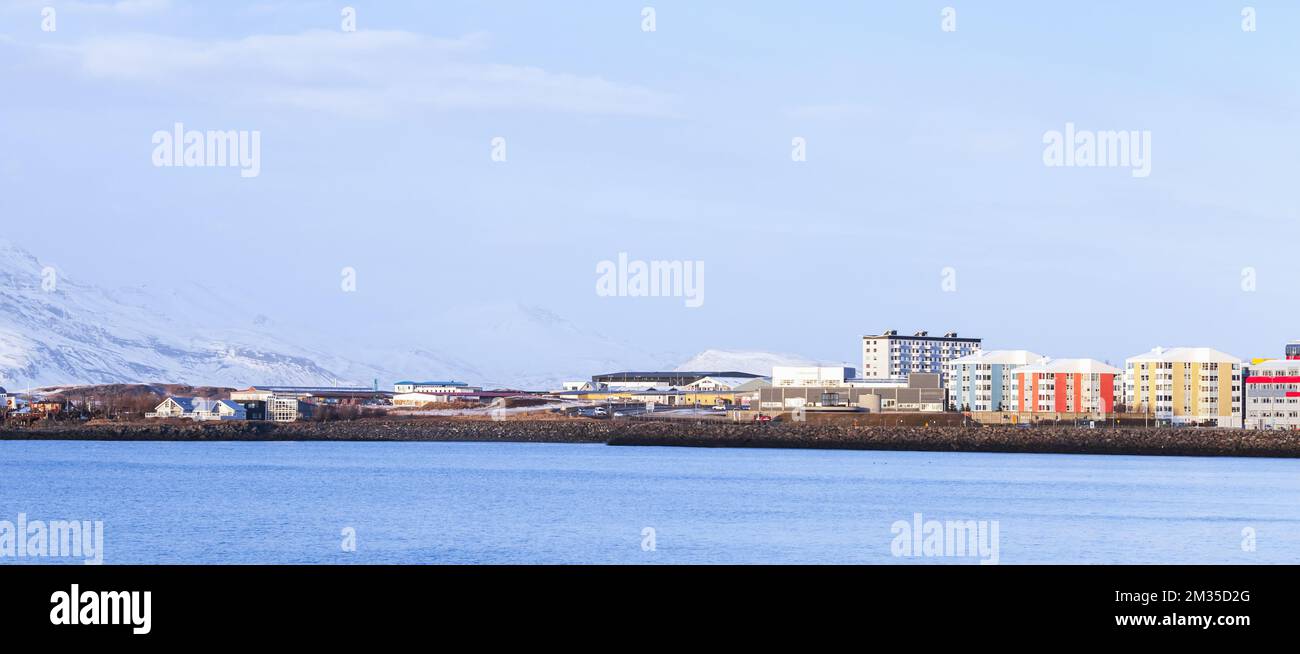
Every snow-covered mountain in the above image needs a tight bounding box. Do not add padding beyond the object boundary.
[0,240,364,389]
[673,349,827,375]
[0,241,686,390]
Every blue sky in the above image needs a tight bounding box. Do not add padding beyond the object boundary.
[3,0,1299,369]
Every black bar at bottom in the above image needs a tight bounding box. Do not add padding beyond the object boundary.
[0,565,1286,642]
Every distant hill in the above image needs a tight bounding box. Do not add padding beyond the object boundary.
[673,349,829,376]
[0,240,359,390]
[0,241,681,390]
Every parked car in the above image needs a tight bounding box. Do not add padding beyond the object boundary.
[754,414,772,423]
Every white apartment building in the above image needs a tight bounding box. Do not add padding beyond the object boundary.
[862,330,981,386]
[944,350,1045,412]
[1124,347,1242,427]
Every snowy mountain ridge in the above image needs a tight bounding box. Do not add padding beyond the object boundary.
[0,241,799,391]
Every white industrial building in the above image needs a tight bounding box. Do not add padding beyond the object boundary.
[771,366,857,388]
[392,391,483,406]
[1244,359,1300,429]
[561,381,604,392]
[393,380,482,395]
[392,379,482,406]
[684,376,771,391]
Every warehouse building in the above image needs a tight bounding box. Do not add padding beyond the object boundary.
[393,380,482,395]
[771,366,856,387]
[1244,357,1300,429]
[757,373,945,412]
[590,371,763,391]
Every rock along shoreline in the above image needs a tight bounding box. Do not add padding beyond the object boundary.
[4,418,1300,458]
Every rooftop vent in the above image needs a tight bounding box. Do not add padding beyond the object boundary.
[943,331,957,338]
[914,330,928,337]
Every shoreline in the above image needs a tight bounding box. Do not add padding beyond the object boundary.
[4,418,1300,458]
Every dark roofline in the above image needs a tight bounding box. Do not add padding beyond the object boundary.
[862,334,982,342]
[593,371,763,379]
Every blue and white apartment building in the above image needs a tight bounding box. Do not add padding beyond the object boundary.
[944,350,1045,412]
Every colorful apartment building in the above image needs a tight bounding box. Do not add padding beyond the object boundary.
[1123,347,1242,427]
[944,350,1045,412]
[1010,358,1120,415]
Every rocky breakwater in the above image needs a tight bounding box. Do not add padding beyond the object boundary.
[6,418,1300,458]
[0,418,611,443]
[605,423,1300,458]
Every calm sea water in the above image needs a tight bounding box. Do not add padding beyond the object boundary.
[1,440,1298,564]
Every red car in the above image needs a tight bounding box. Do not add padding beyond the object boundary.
[754,414,772,423]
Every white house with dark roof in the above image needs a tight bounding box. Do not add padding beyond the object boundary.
[147,396,198,419]
[147,397,248,421]
[195,399,247,421]
[0,386,7,412]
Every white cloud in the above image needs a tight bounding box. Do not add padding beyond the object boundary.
[39,29,678,118]
[92,0,173,14]
[785,103,873,120]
